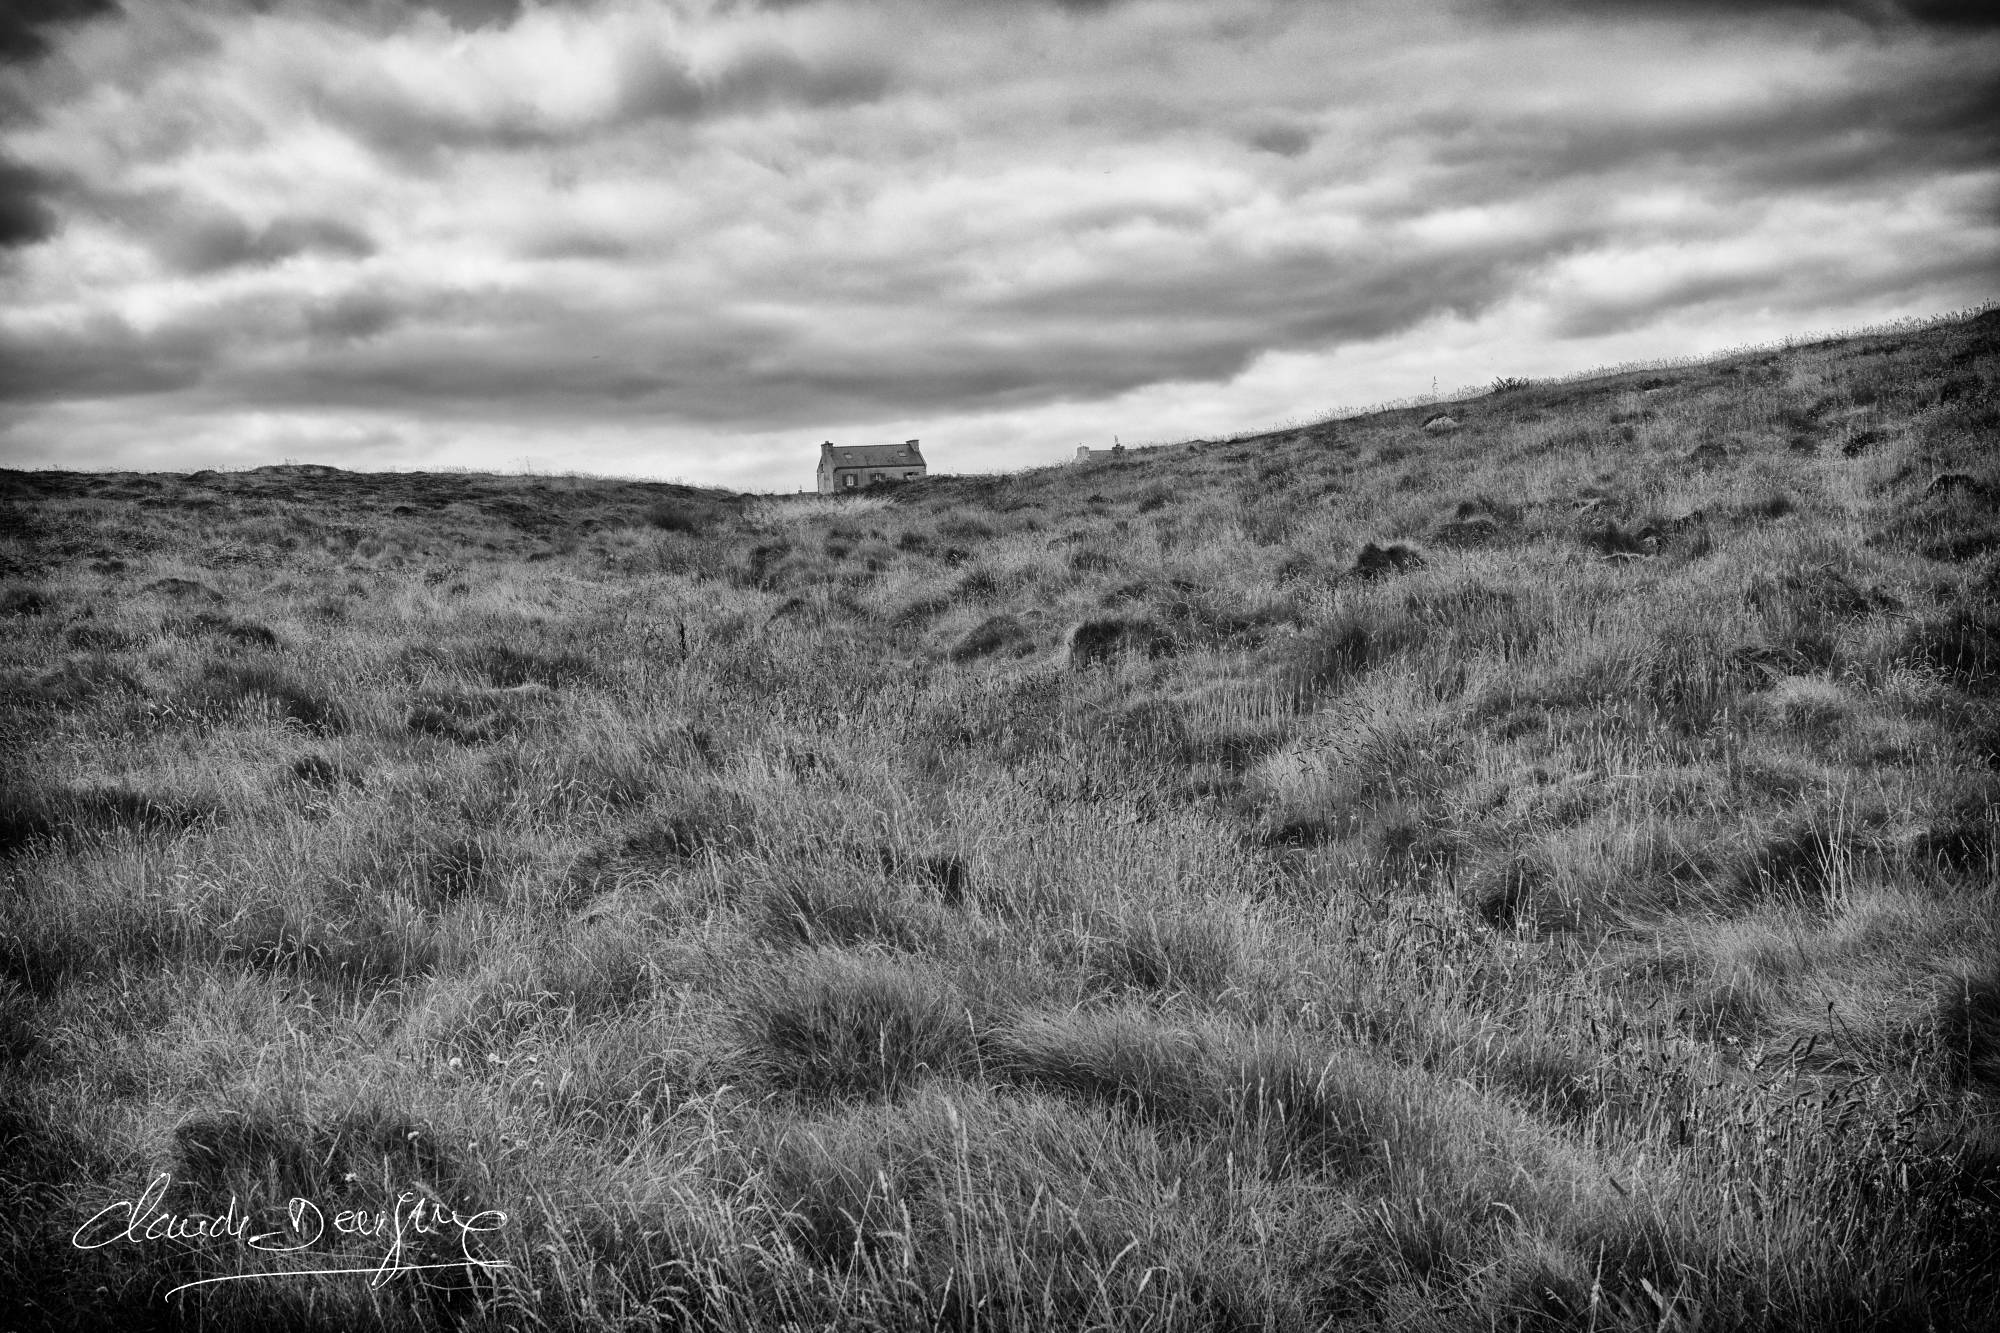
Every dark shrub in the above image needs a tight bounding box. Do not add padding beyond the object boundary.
[1349,541,1425,578]
[175,1110,327,1205]
[1433,513,1499,547]
[1938,376,1982,405]
[1580,521,1651,558]
[1740,489,1797,520]
[0,585,52,617]
[1281,604,1427,704]
[1738,817,1868,901]
[143,578,225,602]
[1841,428,1885,457]
[414,830,508,906]
[739,953,970,1100]
[175,1105,479,1221]
[0,784,222,858]
[67,622,132,651]
[1927,473,1983,499]
[1937,970,2000,1092]
[409,679,558,743]
[953,566,1002,602]
[950,614,1032,663]
[744,541,791,589]
[288,753,352,791]
[1745,565,1888,622]
[618,786,757,862]
[0,656,144,710]
[647,501,707,535]
[1274,552,1321,585]
[757,875,920,951]
[187,663,346,734]
[1685,440,1728,468]
[459,641,597,688]
[906,852,969,906]
[997,1009,1209,1121]
[1065,617,1173,668]
[1904,610,2000,681]
[1472,854,1550,929]
[168,612,281,649]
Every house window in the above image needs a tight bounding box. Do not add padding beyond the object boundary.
[843,474,856,488]
[904,472,918,480]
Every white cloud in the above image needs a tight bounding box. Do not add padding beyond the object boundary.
[1,0,1995,488]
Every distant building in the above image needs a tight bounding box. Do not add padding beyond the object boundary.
[818,439,926,493]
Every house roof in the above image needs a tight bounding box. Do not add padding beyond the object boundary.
[822,440,924,468]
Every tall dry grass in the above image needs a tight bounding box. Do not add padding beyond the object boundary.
[2,309,1998,1330]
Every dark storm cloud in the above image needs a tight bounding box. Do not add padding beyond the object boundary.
[302,289,404,346]
[982,241,1561,374]
[1551,237,1999,340]
[318,36,892,171]
[1482,0,2000,26]
[0,158,57,247]
[742,250,1538,420]
[1,284,415,404]
[1413,68,2000,211]
[0,0,119,64]
[1,0,1996,483]
[193,217,1589,431]
[1899,0,2000,22]
[745,0,1123,10]
[68,183,376,273]
[609,40,893,129]
[523,230,633,261]
[156,208,376,274]
[173,0,581,37]
[1245,123,1312,157]
[0,311,213,401]
[407,0,524,30]
[215,291,796,417]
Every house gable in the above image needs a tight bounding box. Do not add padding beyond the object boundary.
[817,439,926,493]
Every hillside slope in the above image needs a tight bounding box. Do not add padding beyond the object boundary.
[2,309,1998,1330]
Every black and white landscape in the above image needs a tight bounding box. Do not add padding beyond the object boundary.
[3,3,1999,1331]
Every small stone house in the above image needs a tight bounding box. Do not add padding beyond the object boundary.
[818,439,926,493]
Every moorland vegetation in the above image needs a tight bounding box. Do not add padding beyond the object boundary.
[2,308,1998,1330]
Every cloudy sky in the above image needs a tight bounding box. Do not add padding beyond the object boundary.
[1,0,1995,491]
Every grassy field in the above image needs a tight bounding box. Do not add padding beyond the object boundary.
[3,308,1997,1331]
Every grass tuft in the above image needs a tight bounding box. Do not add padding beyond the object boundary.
[1065,617,1173,668]
[185,662,347,733]
[736,951,974,1100]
